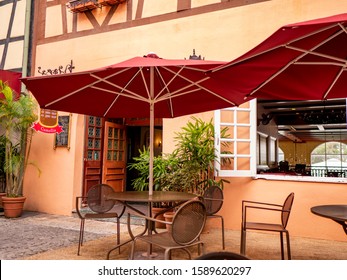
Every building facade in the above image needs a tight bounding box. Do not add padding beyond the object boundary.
[4,0,347,242]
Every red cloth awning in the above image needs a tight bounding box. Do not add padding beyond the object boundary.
[0,70,21,96]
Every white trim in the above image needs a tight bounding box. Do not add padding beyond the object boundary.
[254,174,347,184]
[214,100,257,177]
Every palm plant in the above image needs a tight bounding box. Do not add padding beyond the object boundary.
[128,117,229,196]
[0,80,38,197]
[172,117,229,195]
[128,147,180,191]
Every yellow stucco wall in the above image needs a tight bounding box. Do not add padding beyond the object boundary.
[24,0,347,242]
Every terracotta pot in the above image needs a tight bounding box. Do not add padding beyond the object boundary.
[163,211,175,233]
[152,207,167,229]
[0,192,6,209]
[2,196,26,218]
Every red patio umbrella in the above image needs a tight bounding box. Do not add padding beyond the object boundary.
[21,54,241,195]
[208,13,347,102]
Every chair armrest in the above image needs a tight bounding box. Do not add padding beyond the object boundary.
[245,205,290,213]
[127,212,172,225]
[203,198,223,202]
[242,200,282,208]
[242,204,289,226]
[75,196,87,219]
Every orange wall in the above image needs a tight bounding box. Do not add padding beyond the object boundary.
[164,114,347,242]
[23,114,85,215]
[218,177,347,242]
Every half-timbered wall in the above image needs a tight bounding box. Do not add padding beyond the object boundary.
[23,0,347,242]
[0,0,28,72]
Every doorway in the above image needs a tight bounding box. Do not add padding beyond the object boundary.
[126,125,163,191]
[82,117,126,196]
[82,116,162,195]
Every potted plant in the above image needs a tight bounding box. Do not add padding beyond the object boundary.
[0,80,39,218]
[129,117,229,194]
[128,148,180,228]
[128,117,230,226]
[169,117,230,195]
[0,135,6,210]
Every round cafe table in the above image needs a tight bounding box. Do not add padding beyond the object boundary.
[311,205,347,235]
[106,191,197,259]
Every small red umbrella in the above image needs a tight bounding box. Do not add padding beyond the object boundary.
[208,13,347,102]
[21,54,240,195]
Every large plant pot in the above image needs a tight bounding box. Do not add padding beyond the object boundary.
[0,192,6,209]
[2,196,26,218]
[163,211,175,233]
[152,207,167,229]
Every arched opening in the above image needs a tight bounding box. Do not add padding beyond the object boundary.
[310,142,347,177]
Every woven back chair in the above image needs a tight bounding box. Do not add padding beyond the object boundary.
[241,192,294,260]
[75,184,125,255]
[202,185,225,249]
[129,200,207,260]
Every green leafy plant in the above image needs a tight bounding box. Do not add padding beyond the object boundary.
[0,80,39,197]
[171,117,229,195]
[128,147,180,191]
[128,117,230,196]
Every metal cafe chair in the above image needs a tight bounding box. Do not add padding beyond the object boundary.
[240,192,295,260]
[202,185,225,249]
[129,200,207,260]
[75,184,125,255]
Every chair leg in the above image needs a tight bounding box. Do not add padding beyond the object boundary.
[240,228,246,255]
[77,219,85,255]
[164,249,171,260]
[116,217,121,254]
[220,216,225,250]
[129,239,137,260]
[286,231,291,260]
[280,232,284,260]
[199,242,205,256]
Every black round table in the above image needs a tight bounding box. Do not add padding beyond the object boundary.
[311,205,347,235]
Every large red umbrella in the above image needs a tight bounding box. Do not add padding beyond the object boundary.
[208,13,347,102]
[21,54,240,195]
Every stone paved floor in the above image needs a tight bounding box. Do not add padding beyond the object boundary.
[1,208,347,260]
[0,206,144,260]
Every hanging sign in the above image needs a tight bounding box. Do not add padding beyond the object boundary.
[32,109,64,134]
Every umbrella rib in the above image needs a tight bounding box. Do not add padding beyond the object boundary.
[139,67,151,100]
[286,45,346,65]
[156,75,209,102]
[153,66,182,117]
[246,26,347,99]
[211,22,345,73]
[90,72,149,102]
[160,66,211,97]
[45,76,108,107]
[294,61,345,67]
[285,22,344,47]
[45,68,144,107]
[90,85,148,103]
[157,76,237,107]
[155,66,185,99]
[322,67,345,100]
[246,56,304,98]
[339,22,347,34]
[103,94,121,117]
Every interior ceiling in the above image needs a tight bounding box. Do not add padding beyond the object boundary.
[258,98,347,142]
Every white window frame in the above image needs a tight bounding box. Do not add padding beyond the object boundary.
[214,99,257,177]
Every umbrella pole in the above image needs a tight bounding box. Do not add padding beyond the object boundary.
[149,67,154,196]
[149,102,154,196]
